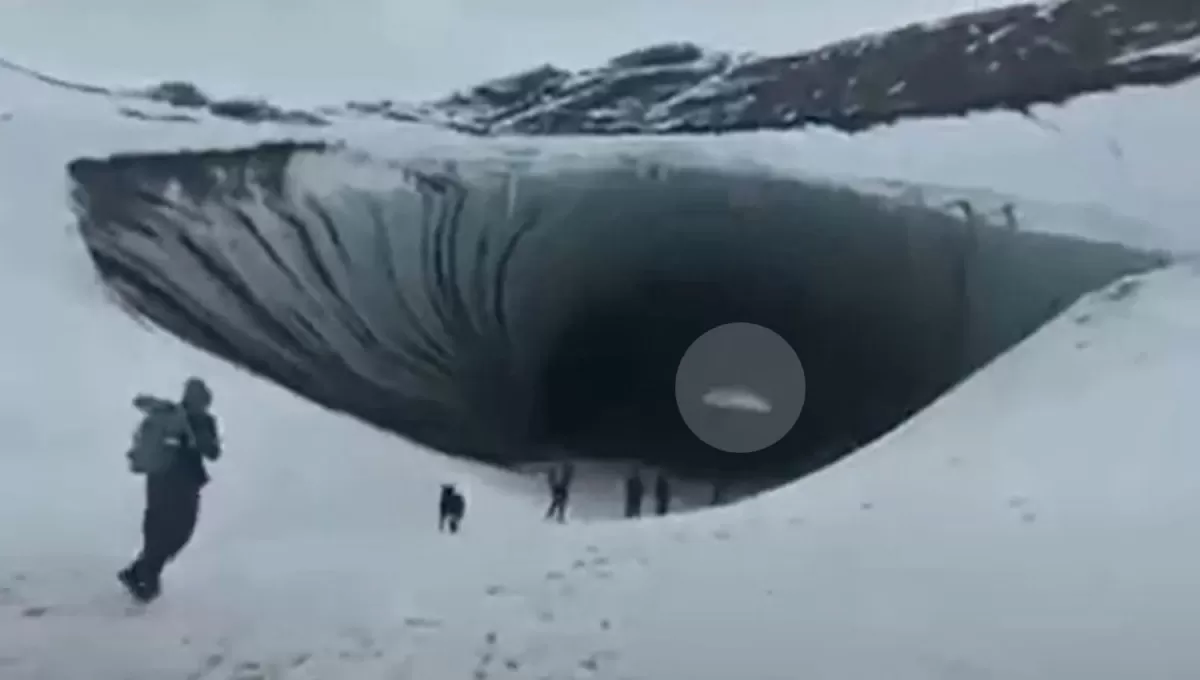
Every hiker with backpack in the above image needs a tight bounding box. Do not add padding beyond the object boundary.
[118,377,222,603]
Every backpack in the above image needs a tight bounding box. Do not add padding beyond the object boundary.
[126,398,193,475]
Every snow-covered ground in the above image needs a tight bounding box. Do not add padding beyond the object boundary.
[5,2,1200,679]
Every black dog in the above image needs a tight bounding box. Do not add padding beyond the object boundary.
[438,484,466,533]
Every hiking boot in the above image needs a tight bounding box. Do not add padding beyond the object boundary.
[117,567,159,603]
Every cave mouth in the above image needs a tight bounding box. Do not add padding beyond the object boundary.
[68,144,1168,493]
[492,165,1168,487]
[534,265,866,482]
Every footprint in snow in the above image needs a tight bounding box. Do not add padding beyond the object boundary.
[338,648,384,661]
[0,586,22,606]
[337,627,382,661]
[15,598,141,619]
[578,650,620,674]
[183,653,224,680]
[404,616,443,629]
[230,661,271,680]
[1104,279,1141,302]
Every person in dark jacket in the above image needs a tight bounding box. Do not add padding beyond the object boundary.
[654,473,671,516]
[624,470,645,519]
[439,484,466,533]
[544,462,574,524]
[710,477,730,506]
[119,377,221,603]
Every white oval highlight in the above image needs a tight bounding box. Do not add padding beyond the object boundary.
[702,386,773,414]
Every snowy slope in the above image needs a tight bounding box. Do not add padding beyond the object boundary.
[4,0,1200,136]
[11,0,1186,103]
[4,2,1200,679]
[7,114,1200,679]
[600,265,1200,680]
[0,92,552,678]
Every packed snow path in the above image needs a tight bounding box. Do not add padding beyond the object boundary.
[4,259,1200,679]
[3,111,1199,674]
[3,0,1200,677]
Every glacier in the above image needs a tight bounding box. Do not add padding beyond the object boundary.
[2,0,1200,677]
[26,0,1197,480]
[67,141,1167,478]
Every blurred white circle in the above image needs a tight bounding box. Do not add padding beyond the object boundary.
[676,322,806,453]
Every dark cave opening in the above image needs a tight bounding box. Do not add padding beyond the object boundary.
[67,147,1171,494]
[533,263,937,482]
[538,277,749,471]
[494,169,1171,485]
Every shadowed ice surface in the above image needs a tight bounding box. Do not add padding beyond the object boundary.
[67,143,1166,481]
[16,0,1194,486]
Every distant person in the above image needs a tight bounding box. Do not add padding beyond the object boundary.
[544,462,574,523]
[624,470,644,518]
[654,473,671,516]
[439,484,466,533]
[119,377,221,604]
[710,477,730,506]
